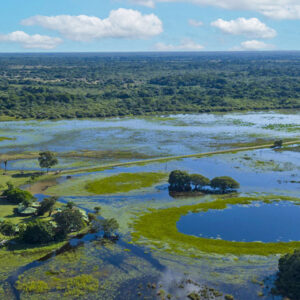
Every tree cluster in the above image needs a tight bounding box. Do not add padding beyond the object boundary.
[168,170,240,194]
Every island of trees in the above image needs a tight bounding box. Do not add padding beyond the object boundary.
[168,170,240,194]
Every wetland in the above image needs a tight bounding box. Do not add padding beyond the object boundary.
[0,111,299,299]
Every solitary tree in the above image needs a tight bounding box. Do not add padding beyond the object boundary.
[210,176,240,193]
[272,140,283,149]
[38,151,58,173]
[3,160,7,173]
[190,174,210,191]
[94,206,101,215]
[168,170,191,192]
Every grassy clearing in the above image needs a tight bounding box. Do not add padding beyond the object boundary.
[86,172,167,195]
[131,195,300,256]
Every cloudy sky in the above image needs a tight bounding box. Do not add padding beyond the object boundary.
[0,0,299,52]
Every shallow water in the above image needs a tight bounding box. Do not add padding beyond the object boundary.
[177,202,300,242]
[0,111,299,157]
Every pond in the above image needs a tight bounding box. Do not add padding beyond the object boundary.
[177,202,300,243]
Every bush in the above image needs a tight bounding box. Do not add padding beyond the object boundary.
[274,249,300,299]
[91,218,119,238]
[20,220,55,244]
[3,184,35,205]
[0,221,17,236]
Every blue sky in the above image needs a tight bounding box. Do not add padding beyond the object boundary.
[0,0,299,52]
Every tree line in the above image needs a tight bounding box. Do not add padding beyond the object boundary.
[0,53,299,119]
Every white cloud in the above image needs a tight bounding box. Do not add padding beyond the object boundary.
[22,9,163,42]
[0,31,62,49]
[188,19,203,27]
[129,0,155,7]
[211,18,276,39]
[154,38,204,51]
[238,40,275,50]
[129,0,300,20]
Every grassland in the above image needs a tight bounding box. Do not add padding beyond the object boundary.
[131,195,300,257]
[85,172,167,195]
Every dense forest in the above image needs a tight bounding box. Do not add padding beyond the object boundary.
[0,52,299,119]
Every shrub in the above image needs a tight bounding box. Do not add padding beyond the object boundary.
[0,221,17,236]
[20,220,55,244]
[3,185,35,205]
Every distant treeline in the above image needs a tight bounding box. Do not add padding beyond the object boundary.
[0,52,299,119]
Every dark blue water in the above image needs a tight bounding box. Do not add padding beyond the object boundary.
[177,202,300,242]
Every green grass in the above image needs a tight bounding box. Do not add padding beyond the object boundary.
[16,274,99,297]
[86,172,167,195]
[131,195,300,256]
[0,198,62,226]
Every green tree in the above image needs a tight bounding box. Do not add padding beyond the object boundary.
[37,197,57,216]
[38,151,58,173]
[20,220,55,244]
[210,176,240,193]
[190,174,210,191]
[54,208,86,235]
[0,221,16,236]
[2,184,35,205]
[274,249,300,299]
[168,170,191,192]
[66,201,75,209]
[94,206,101,215]
[272,140,283,148]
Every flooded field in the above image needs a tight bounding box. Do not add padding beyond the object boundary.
[0,111,299,299]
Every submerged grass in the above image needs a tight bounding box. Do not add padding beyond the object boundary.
[131,195,300,256]
[86,172,167,195]
[16,274,99,297]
